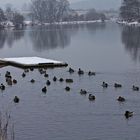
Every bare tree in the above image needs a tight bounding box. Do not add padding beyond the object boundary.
[30,0,70,23]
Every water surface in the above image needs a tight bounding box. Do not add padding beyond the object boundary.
[0,22,140,140]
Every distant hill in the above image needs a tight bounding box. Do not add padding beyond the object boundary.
[71,0,122,11]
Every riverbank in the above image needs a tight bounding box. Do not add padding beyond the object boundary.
[116,20,140,27]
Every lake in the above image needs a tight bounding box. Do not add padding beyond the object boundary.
[0,22,140,140]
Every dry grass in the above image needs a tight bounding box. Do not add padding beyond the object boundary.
[0,113,14,140]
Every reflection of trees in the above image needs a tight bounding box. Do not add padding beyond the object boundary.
[30,25,78,52]
[121,26,140,62]
[0,29,25,48]
[86,22,106,34]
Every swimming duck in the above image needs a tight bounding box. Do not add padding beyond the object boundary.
[124,111,133,118]
[114,83,122,88]
[132,85,139,91]
[117,96,125,102]
[24,69,29,73]
[22,73,26,78]
[102,82,108,88]
[13,79,17,84]
[13,96,20,103]
[44,73,49,78]
[65,79,73,83]
[30,79,35,83]
[46,80,51,86]
[68,67,74,73]
[53,76,57,82]
[42,86,47,93]
[59,78,64,82]
[0,84,5,90]
[78,68,84,75]
[88,94,95,101]
[80,89,87,95]
[88,71,96,76]
[65,86,70,91]
[30,68,34,71]
[5,71,11,78]
[7,79,12,86]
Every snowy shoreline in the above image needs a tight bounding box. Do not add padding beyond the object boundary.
[116,20,140,27]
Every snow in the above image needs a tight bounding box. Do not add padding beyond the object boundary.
[116,20,140,27]
[0,57,63,65]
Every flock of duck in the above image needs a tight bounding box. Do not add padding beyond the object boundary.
[0,67,137,119]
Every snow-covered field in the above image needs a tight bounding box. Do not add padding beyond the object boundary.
[116,20,140,27]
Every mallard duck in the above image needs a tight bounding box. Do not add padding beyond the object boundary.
[0,84,5,90]
[13,96,20,103]
[22,73,26,78]
[30,79,35,83]
[117,96,125,102]
[53,76,57,82]
[88,71,96,76]
[124,111,133,118]
[102,82,108,88]
[42,86,47,93]
[65,86,70,91]
[13,79,17,84]
[59,78,64,82]
[80,89,87,95]
[65,79,73,83]
[78,68,84,75]
[114,83,122,88]
[46,80,51,86]
[88,94,95,101]
[132,85,139,91]
[44,73,49,78]
[68,67,74,73]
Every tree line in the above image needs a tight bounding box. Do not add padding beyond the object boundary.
[0,0,106,28]
[120,0,140,22]
[0,6,24,28]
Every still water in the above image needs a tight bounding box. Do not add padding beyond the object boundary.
[0,22,140,140]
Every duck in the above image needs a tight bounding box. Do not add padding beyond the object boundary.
[30,68,34,71]
[117,96,125,102]
[80,89,87,95]
[65,86,70,91]
[124,111,133,118]
[88,94,95,101]
[44,73,49,78]
[78,68,84,75]
[7,79,12,86]
[5,71,11,78]
[30,79,35,83]
[59,78,64,82]
[42,86,47,93]
[68,67,74,73]
[13,79,17,84]
[0,84,5,90]
[114,83,122,88]
[24,69,29,73]
[22,73,26,78]
[65,79,73,83]
[53,76,57,82]
[88,71,96,76]
[132,85,139,91]
[46,80,51,86]
[102,82,108,88]
[13,96,20,103]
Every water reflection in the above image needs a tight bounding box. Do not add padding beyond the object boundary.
[0,29,25,48]
[29,25,78,52]
[122,26,140,62]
